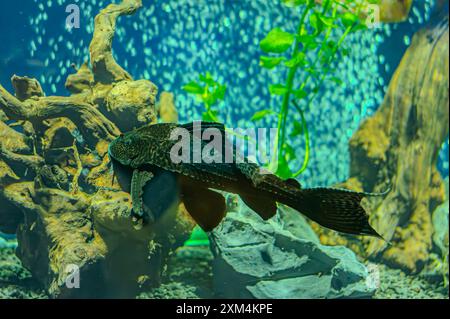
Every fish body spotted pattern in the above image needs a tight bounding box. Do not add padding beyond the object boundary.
[108,122,384,237]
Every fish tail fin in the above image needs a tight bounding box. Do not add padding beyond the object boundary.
[288,187,384,238]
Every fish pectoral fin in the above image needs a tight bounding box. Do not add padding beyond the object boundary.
[182,187,226,232]
[240,194,277,220]
[131,169,155,224]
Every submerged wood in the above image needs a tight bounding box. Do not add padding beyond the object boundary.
[0,0,194,298]
[314,15,449,273]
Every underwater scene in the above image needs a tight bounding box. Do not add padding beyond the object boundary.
[0,0,448,301]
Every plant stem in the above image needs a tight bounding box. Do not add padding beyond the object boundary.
[291,24,352,177]
[299,3,337,92]
[272,5,311,170]
[277,1,335,176]
[291,101,310,177]
[308,24,353,96]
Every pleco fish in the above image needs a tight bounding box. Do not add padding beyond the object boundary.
[108,121,387,237]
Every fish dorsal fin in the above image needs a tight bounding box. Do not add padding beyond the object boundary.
[180,121,226,136]
[286,178,301,189]
[180,121,232,159]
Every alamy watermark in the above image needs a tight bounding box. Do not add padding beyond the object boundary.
[65,264,80,289]
[169,122,278,173]
[66,4,80,30]
[62,2,379,31]
[365,4,381,29]
[365,263,380,290]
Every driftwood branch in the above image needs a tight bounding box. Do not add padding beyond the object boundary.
[0,0,189,298]
[0,88,120,146]
[89,0,142,84]
[314,15,449,274]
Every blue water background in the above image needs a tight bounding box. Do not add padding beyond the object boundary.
[0,0,448,187]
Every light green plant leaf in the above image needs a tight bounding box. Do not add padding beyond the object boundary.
[329,76,343,85]
[275,154,293,179]
[215,84,227,100]
[284,143,297,161]
[199,72,217,86]
[319,15,337,28]
[203,94,218,107]
[285,52,306,68]
[305,67,319,79]
[340,12,358,28]
[298,34,319,50]
[281,0,306,7]
[202,110,219,122]
[290,121,304,137]
[350,24,367,33]
[260,56,285,69]
[269,84,288,95]
[182,81,204,94]
[250,109,276,122]
[260,28,295,54]
[292,88,308,99]
[309,12,324,35]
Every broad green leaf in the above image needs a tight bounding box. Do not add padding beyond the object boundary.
[334,1,350,10]
[199,72,216,86]
[290,120,304,137]
[321,40,337,59]
[260,56,285,69]
[283,143,297,162]
[285,52,306,68]
[298,35,319,50]
[319,15,337,28]
[350,24,367,33]
[250,109,276,122]
[309,12,324,35]
[260,28,295,54]
[203,94,218,107]
[281,0,306,7]
[292,88,308,99]
[202,110,219,122]
[269,84,288,96]
[182,81,204,94]
[329,76,343,85]
[214,84,227,100]
[320,0,331,9]
[320,54,329,65]
[275,155,293,179]
[305,67,319,79]
[327,40,337,50]
[340,12,358,28]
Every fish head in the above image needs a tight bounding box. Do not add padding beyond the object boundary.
[108,130,146,167]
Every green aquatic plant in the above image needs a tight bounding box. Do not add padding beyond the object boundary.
[182,73,259,146]
[257,0,376,178]
[182,72,227,122]
[184,226,210,247]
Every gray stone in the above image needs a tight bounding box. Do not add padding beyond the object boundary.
[0,235,17,249]
[209,211,376,299]
[277,205,320,244]
[432,177,449,256]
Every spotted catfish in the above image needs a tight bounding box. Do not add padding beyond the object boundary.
[108,121,386,237]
